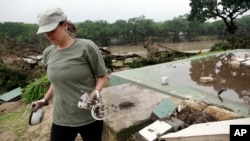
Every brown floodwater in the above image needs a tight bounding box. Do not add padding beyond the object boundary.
[109,41,250,104]
[159,50,250,104]
[109,40,221,55]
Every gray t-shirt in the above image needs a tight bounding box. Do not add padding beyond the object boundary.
[43,38,107,127]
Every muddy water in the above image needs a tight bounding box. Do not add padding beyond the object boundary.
[109,40,221,55]
[109,41,250,104]
[159,50,250,104]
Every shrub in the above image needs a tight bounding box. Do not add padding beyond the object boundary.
[22,75,50,104]
[210,42,232,51]
[0,65,28,94]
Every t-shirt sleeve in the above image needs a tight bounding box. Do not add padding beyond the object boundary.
[86,40,107,77]
[42,46,54,70]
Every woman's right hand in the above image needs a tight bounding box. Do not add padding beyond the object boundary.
[31,98,49,112]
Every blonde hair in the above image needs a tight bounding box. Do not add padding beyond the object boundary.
[67,21,77,38]
[60,20,77,38]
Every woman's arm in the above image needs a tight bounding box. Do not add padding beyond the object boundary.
[89,74,108,101]
[44,84,54,102]
[95,75,108,92]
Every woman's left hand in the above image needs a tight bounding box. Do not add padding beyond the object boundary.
[89,90,100,103]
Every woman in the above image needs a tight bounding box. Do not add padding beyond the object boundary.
[32,8,107,141]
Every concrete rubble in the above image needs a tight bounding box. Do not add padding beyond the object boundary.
[101,83,247,141]
[101,83,182,141]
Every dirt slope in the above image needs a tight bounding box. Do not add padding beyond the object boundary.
[0,101,52,141]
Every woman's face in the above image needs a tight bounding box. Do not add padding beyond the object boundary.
[45,23,67,45]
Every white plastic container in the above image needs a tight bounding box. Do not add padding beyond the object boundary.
[161,76,169,85]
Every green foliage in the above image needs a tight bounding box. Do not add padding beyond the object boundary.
[1,14,250,49]
[103,55,113,70]
[210,34,250,51]
[236,38,250,49]
[189,0,250,35]
[0,65,28,93]
[129,53,173,68]
[210,42,233,51]
[142,57,160,65]
[129,59,144,68]
[0,22,48,54]
[77,20,111,46]
[189,0,250,22]
[226,35,237,45]
[22,75,50,104]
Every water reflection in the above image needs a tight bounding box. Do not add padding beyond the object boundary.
[165,51,250,104]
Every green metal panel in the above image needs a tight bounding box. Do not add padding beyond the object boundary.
[0,87,22,102]
[152,99,176,119]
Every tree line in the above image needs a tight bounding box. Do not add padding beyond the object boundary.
[1,0,250,55]
[0,14,250,52]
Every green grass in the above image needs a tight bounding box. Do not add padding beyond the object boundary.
[0,105,29,139]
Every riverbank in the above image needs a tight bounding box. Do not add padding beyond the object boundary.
[108,40,221,55]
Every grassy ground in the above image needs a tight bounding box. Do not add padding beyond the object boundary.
[0,101,52,141]
[0,101,28,140]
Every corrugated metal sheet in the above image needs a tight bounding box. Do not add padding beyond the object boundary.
[0,87,22,102]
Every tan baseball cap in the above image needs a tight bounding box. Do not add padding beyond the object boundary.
[37,8,67,34]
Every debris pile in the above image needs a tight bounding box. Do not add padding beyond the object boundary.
[138,99,244,141]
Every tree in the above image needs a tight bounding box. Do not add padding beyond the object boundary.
[188,0,250,35]
[110,20,129,44]
[166,15,190,42]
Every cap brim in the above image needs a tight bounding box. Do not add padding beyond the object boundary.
[36,22,59,34]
